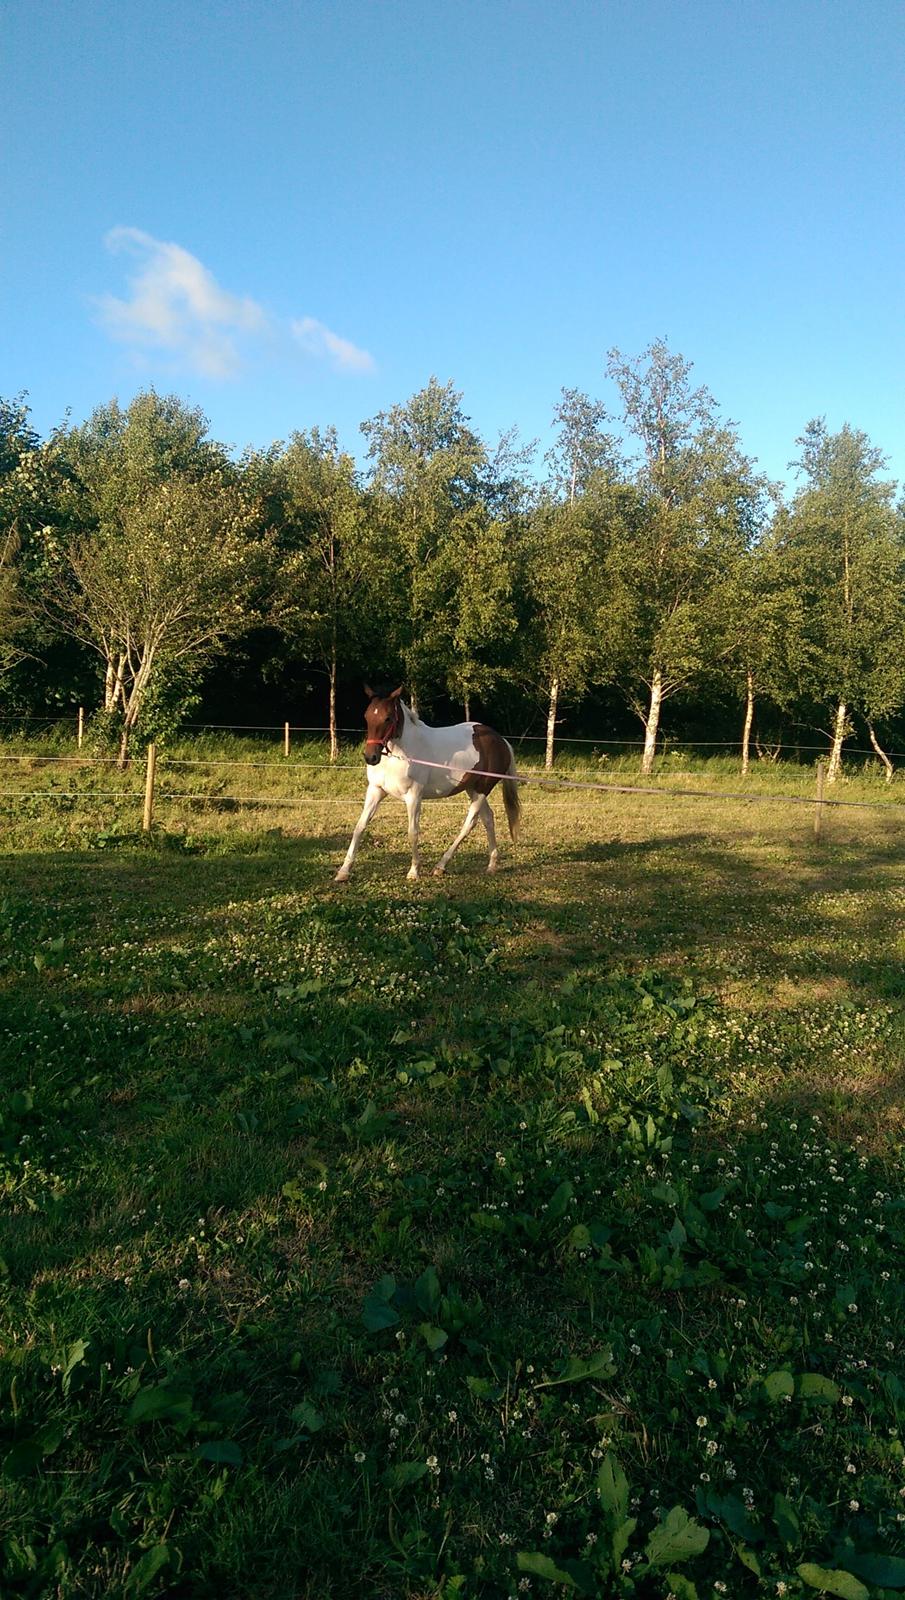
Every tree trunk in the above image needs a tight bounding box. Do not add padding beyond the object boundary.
[104,653,126,712]
[826,700,847,784]
[741,669,754,777]
[545,676,559,770]
[641,671,663,777]
[464,693,471,722]
[867,721,894,783]
[328,647,338,763]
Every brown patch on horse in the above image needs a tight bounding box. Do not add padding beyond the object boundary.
[463,725,511,794]
[457,724,521,840]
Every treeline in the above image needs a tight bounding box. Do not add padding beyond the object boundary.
[2,339,904,778]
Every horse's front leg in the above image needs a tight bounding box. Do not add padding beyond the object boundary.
[433,794,484,875]
[404,785,424,880]
[335,786,385,882]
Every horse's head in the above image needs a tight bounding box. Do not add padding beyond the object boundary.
[363,684,404,765]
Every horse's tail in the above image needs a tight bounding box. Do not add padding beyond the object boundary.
[502,747,521,841]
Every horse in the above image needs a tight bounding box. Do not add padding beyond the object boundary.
[334,686,521,882]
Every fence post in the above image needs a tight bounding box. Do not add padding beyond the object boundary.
[284,721,290,758]
[77,706,84,749]
[142,743,157,833]
[814,759,826,840]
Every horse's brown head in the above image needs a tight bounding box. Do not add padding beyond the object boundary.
[363,684,404,765]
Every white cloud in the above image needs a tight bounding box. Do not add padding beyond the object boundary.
[96,227,375,380]
[97,227,268,379]
[291,315,376,375]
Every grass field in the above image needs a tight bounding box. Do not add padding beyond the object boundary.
[1,735,904,1599]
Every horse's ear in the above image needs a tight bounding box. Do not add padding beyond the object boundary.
[389,685,404,699]
[363,683,375,699]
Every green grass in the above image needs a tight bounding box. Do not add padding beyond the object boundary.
[1,738,904,1598]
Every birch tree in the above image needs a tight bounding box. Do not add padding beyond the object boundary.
[46,474,266,764]
[250,429,380,759]
[61,392,228,717]
[528,391,620,765]
[522,484,618,768]
[710,534,802,774]
[604,341,768,774]
[361,378,522,712]
[545,388,620,507]
[0,399,42,679]
[782,420,905,782]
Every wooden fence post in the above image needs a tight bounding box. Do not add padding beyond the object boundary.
[284,721,290,758]
[142,743,157,833]
[814,759,826,840]
[77,706,84,749]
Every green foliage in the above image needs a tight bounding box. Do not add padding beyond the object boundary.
[781,420,905,728]
[5,357,905,770]
[1,777,904,1595]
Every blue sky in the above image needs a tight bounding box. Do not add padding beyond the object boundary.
[3,0,904,490]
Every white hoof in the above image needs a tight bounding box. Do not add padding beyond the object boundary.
[485,857,498,875]
[433,863,447,877]
[334,870,350,883]
[406,866,419,881]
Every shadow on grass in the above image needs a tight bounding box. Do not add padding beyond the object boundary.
[2,823,904,1596]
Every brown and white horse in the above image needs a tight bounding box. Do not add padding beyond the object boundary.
[335,686,521,881]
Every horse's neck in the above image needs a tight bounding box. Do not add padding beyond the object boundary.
[397,704,468,761]
[398,702,429,752]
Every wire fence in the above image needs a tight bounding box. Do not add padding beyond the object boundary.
[1,747,904,841]
[1,708,903,765]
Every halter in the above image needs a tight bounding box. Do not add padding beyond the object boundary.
[364,698,404,757]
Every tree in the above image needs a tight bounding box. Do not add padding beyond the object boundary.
[49,475,266,764]
[251,428,381,759]
[47,393,266,762]
[59,391,233,722]
[781,420,905,782]
[0,398,41,679]
[0,397,80,688]
[523,391,622,766]
[706,528,804,774]
[361,377,521,712]
[545,387,621,506]
[603,341,769,775]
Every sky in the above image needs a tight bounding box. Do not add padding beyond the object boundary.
[3,0,904,492]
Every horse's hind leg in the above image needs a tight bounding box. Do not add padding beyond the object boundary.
[433,794,484,876]
[478,797,498,873]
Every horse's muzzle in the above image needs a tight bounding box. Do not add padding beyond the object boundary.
[364,751,382,766]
